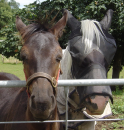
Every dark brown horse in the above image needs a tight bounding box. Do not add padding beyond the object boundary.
[0,11,67,130]
[0,72,20,80]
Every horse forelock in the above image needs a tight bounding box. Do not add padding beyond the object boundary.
[21,23,49,42]
[80,19,106,53]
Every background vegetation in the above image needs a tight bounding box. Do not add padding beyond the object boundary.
[0,0,20,30]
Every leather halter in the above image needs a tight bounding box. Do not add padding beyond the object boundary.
[24,69,60,97]
[26,72,57,88]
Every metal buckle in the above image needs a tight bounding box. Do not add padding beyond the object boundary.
[52,77,57,88]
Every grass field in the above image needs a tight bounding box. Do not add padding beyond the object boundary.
[0,55,124,129]
[0,55,124,80]
[0,55,24,80]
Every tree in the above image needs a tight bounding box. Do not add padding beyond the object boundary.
[8,0,20,23]
[0,0,20,59]
[0,23,21,59]
[8,0,20,10]
[0,0,13,30]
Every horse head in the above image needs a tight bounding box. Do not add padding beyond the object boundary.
[63,9,116,115]
[16,12,67,121]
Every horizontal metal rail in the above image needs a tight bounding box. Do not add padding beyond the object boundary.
[0,79,124,127]
[0,79,124,87]
[0,118,124,124]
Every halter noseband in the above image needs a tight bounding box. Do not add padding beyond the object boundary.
[26,72,57,88]
[24,69,60,97]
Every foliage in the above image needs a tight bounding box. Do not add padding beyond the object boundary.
[98,88,124,130]
[0,0,21,58]
[111,88,124,115]
[84,0,124,47]
[8,0,20,23]
[108,89,124,130]
[0,24,21,59]
[0,0,13,30]
[8,0,20,10]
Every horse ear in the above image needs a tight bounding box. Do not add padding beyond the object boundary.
[100,9,114,31]
[16,16,26,33]
[63,9,80,32]
[49,10,68,39]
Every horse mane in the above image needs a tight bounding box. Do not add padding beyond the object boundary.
[80,19,106,53]
[18,10,61,43]
[19,13,57,42]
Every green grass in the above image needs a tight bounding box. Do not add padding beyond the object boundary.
[111,89,124,115]
[104,89,124,130]
[107,67,124,79]
[0,55,25,80]
[0,62,25,80]
[96,89,124,130]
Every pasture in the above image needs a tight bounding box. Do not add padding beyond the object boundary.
[1,55,124,80]
[0,55,124,129]
[0,55,24,80]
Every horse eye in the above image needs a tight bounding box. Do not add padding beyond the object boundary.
[56,56,62,62]
[20,53,27,62]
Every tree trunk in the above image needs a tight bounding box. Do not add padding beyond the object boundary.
[111,49,124,91]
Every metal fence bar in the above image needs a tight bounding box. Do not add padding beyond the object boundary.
[0,79,124,88]
[0,118,124,124]
[0,79,124,126]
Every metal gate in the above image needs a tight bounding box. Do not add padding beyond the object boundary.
[0,79,124,129]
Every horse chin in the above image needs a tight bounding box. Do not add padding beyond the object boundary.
[33,114,51,121]
[29,103,56,121]
[28,91,56,121]
[31,109,52,121]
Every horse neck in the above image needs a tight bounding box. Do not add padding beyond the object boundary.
[26,105,60,130]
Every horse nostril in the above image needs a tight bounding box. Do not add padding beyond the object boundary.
[85,97,91,103]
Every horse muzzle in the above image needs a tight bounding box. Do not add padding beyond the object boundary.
[26,74,57,120]
[84,95,110,115]
[77,84,113,115]
[76,65,113,115]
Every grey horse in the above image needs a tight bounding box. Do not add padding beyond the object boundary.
[57,9,116,130]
